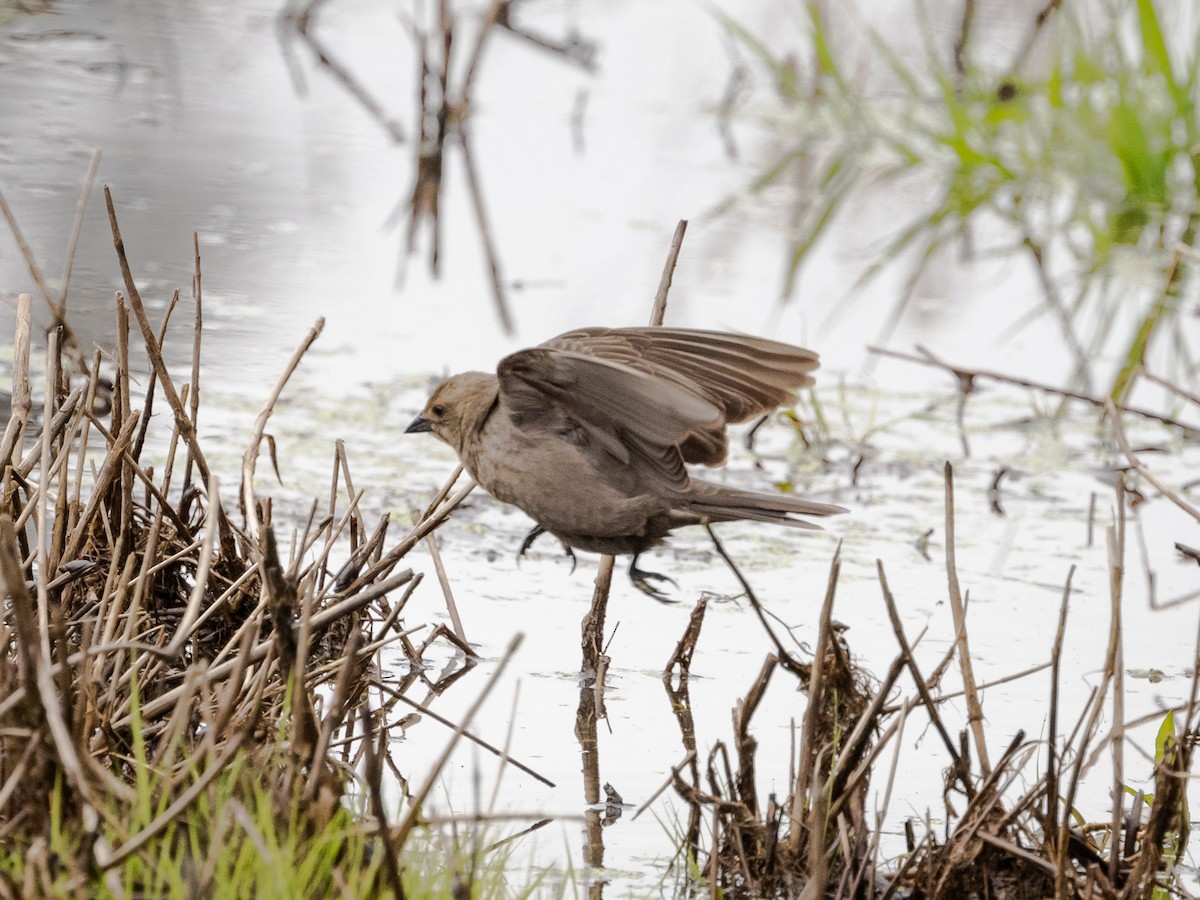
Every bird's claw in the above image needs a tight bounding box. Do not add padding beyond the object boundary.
[516,525,546,566]
[629,558,680,604]
[517,525,577,573]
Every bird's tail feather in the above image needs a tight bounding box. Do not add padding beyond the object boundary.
[683,480,846,529]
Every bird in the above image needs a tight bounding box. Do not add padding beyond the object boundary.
[405,326,845,600]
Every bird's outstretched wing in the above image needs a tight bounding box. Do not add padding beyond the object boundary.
[497,328,819,490]
[545,327,819,431]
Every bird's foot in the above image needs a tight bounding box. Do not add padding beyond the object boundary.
[517,525,577,574]
[566,544,578,573]
[629,555,679,603]
[517,525,546,564]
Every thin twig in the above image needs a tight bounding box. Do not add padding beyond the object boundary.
[1108,399,1200,523]
[240,318,326,542]
[869,345,1199,437]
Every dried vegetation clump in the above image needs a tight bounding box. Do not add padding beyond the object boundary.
[0,190,493,896]
[658,457,1197,899]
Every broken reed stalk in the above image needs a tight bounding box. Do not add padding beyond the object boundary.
[184,230,204,501]
[1106,491,1126,887]
[649,218,687,328]
[423,529,469,647]
[1045,566,1075,827]
[786,544,841,852]
[0,189,54,324]
[944,462,990,775]
[57,148,102,315]
[0,293,33,469]
[663,595,707,676]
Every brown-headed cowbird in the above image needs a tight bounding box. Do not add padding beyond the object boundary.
[406,326,844,598]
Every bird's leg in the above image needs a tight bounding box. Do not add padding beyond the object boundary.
[628,553,679,603]
[517,524,578,573]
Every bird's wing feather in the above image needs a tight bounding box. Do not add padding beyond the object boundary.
[497,347,720,491]
[544,327,819,426]
[497,327,821,489]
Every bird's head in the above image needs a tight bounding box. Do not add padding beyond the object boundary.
[405,371,498,453]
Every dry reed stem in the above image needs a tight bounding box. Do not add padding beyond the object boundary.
[362,704,407,899]
[484,679,523,816]
[1046,565,1076,829]
[0,189,55,315]
[240,317,326,542]
[372,479,475,577]
[662,596,708,677]
[423,530,469,648]
[1107,497,1127,887]
[36,332,58,655]
[458,123,513,335]
[825,655,905,818]
[1139,365,1200,409]
[1054,518,1127,896]
[56,148,101,317]
[876,559,975,801]
[295,486,365,592]
[649,219,688,328]
[943,462,990,775]
[580,556,612,688]
[105,188,213,489]
[0,294,33,471]
[786,544,841,850]
[133,292,184,465]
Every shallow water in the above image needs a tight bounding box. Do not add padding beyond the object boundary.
[2,0,1199,894]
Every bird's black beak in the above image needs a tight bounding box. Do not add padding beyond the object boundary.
[405,415,433,434]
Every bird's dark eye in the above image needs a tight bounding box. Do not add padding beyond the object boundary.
[431,404,446,417]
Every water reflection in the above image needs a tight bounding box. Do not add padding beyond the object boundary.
[2,0,1078,394]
